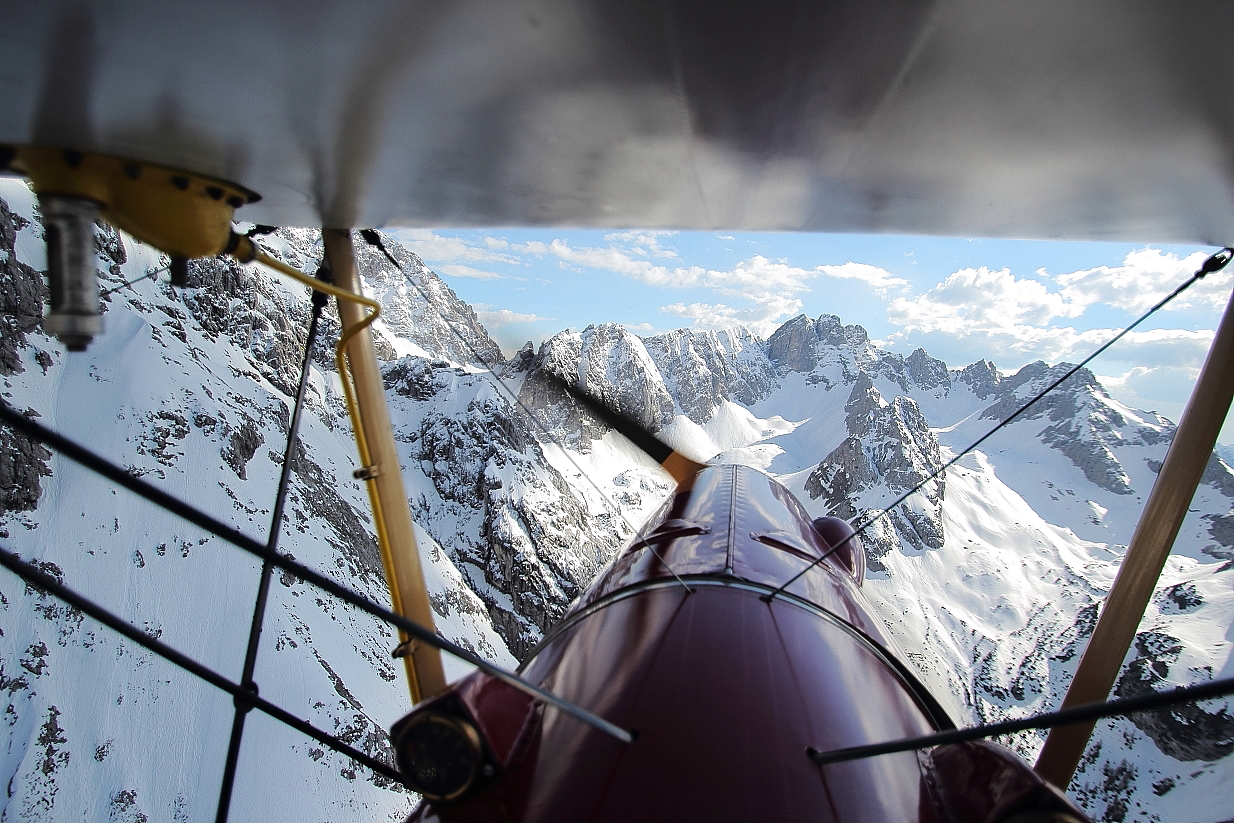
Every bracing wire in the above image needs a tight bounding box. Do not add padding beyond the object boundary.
[215,267,330,823]
[12,234,1227,793]
[765,246,1234,602]
[357,230,694,589]
[0,400,633,744]
[0,544,406,786]
[99,261,171,297]
[807,672,1234,766]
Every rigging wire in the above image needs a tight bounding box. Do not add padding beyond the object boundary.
[215,267,331,823]
[0,543,406,786]
[357,230,694,590]
[765,246,1234,602]
[0,399,633,745]
[15,233,1227,798]
[807,672,1234,766]
[99,261,171,297]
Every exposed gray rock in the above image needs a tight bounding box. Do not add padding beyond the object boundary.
[1203,512,1234,570]
[519,324,675,450]
[222,417,264,480]
[765,313,877,384]
[804,436,879,519]
[94,220,127,279]
[0,197,45,376]
[411,388,623,656]
[181,254,318,399]
[958,359,1000,399]
[805,377,945,554]
[982,362,1133,494]
[385,358,457,401]
[906,348,950,393]
[502,341,536,376]
[1157,582,1203,614]
[643,326,777,424]
[1042,429,1132,496]
[286,439,385,590]
[766,314,818,373]
[0,408,52,516]
[355,233,504,368]
[1115,631,1234,761]
[1202,454,1234,498]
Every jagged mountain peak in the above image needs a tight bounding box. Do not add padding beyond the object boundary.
[642,325,778,424]
[517,324,675,446]
[958,358,1002,398]
[253,227,504,369]
[806,376,945,561]
[763,312,952,400]
[967,360,1174,496]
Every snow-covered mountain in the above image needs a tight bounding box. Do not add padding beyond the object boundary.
[1,177,1231,822]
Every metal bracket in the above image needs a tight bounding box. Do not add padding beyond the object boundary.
[353,464,382,481]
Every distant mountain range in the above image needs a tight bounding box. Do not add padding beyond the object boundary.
[1,178,1231,822]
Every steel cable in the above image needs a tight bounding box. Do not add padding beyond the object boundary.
[0,544,406,785]
[808,673,1234,765]
[215,267,331,823]
[0,400,633,744]
[766,247,1234,601]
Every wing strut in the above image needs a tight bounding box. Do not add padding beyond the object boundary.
[1035,271,1234,788]
[319,228,448,704]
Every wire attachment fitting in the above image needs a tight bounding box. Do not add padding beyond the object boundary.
[392,639,419,659]
[1199,247,1234,276]
[353,465,382,481]
[359,228,402,269]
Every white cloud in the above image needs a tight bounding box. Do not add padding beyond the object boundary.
[514,233,919,335]
[1092,364,1208,425]
[602,230,680,259]
[887,266,1082,335]
[885,250,1226,371]
[890,319,1214,368]
[515,234,824,328]
[512,238,703,286]
[1054,248,1222,314]
[624,322,657,333]
[393,229,518,266]
[815,262,910,297]
[661,294,803,337]
[474,307,550,327]
[704,256,815,299]
[437,264,504,280]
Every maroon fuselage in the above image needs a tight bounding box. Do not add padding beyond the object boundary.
[405,465,1081,822]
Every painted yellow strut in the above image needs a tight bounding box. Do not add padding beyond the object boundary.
[6,144,447,704]
[235,233,448,705]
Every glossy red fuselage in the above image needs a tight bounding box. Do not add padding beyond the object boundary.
[407,466,1078,822]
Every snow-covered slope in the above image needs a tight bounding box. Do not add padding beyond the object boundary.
[1,176,1231,822]
[0,182,513,822]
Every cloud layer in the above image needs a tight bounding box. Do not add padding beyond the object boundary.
[887,249,1224,364]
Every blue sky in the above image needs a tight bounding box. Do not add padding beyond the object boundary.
[388,228,1234,444]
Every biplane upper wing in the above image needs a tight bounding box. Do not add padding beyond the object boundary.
[3,0,1233,242]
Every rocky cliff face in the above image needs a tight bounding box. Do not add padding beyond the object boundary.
[388,365,629,657]
[804,374,945,567]
[0,182,514,822]
[642,326,778,423]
